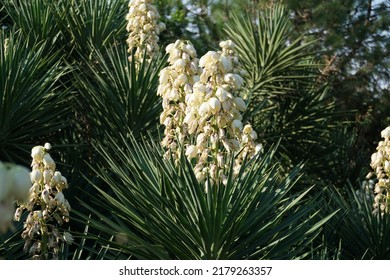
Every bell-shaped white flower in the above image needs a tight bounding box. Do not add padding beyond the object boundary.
[231,119,243,133]
[31,146,44,162]
[183,44,197,58]
[199,102,210,117]
[184,111,196,125]
[233,97,247,111]
[52,171,62,184]
[185,145,198,160]
[173,59,187,72]
[209,97,221,114]
[219,56,233,72]
[159,69,170,84]
[43,154,55,169]
[55,192,65,205]
[216,87,228,102]
[30,170,42,184]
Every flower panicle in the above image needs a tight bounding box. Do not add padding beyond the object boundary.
[367,126,390,215]
[126,0,165,64]
[158,39,201,161]
[14,143,72,260]
[159,38,263,187]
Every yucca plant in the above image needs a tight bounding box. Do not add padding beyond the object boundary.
[225,5,318,101]
[324,185,390,259]
[0,217,26,259]
[225,4,351,186]
[72,45,165,144]
[0,30,71,164]
[76,132,335,259]
[55,0,128,59]
[3,0,62,47]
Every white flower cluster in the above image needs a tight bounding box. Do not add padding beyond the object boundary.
[0,162,30,233]
[186,40,262,182]
[367,126,390,215]
[159,39,262,185]
[126,0,165,63]
[14,143,72,259]
[158,39,201,160]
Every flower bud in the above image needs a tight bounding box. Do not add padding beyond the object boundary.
[158,22,166,32]
[147,11,156,19]
[196,133,206,148]
[385,161,390,173]
[193,82,206,96]
[255,144,263,154]
[43,170,53,184]
[199,51,219,67]
[230,139,240,150]
[195,171,206,182]
[63,232,74,245]
[250,130,258,140]
[41,189,50,204]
